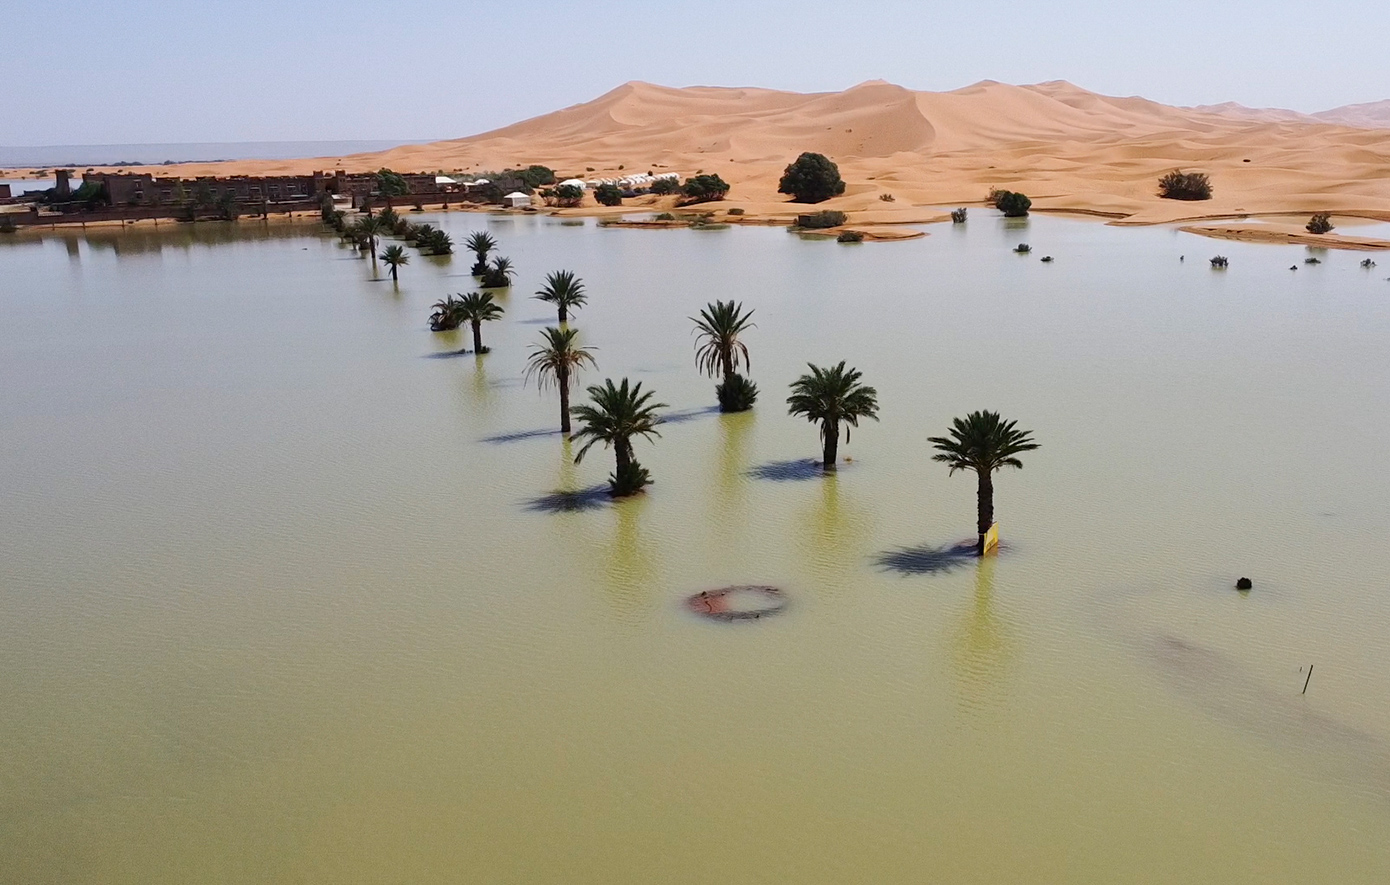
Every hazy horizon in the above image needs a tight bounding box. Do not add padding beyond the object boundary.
[8,0,1387,145]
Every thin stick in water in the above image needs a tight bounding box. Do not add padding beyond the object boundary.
[1302,664,1314,695]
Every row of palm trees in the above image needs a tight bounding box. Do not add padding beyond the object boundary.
[431,232,1040,554]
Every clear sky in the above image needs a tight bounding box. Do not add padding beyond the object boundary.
[7,0,1387,145]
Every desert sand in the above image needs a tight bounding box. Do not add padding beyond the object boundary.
[8,80,1389,242]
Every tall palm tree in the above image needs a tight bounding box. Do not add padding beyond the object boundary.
[572,378,667,497]
[453,291,505,354]
[535,270,587,323]
[380,244,409,282]
[928,411,1039,555]
[355,215,387,276]
[466,231,498,275]
[525,326,598,436]
[787,361,879,471]
[692,299,757,411]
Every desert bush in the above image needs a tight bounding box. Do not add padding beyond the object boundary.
[879,193,895,202]
[609,460,652,497]
[778,152,846,203]
[995,191,1032,217]
[682,174,730,203]
[1157,170,1212,201]
[837,231,865,243]
[650,178,681,196]
[545,184,585,208]
[1210,255,1228,268]
[1304,257,1321,265]
[951,207,968,224]
[420,229,453,255]
[727,207,744,215]
[1362,259,1378,269]
[986,187,1006,206]
[594,183,623,206]
[796,210,848,229]
[1306,212,1334,234]
[1014,243,1032,254]
[655,212,676,221]
[508,165,555,189]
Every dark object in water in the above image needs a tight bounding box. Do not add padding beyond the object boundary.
[1304,257,1321,265]
[1290,265,1298,271]
[1013,243,1031,254]
[1236,577,1253,591]
[1040,255,1054,262]
[687,585,788,622]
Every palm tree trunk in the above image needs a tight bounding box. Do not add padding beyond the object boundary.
[559,367,572,436]
[389,266,398,282]
[976,470,995,555]
[471,320,483,354]
[615,438,632,476]
[822,419,839,471]
[558,305,568,324]
[369,237,378,276]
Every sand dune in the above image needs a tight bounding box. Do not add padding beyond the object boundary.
[13,80,1390,230]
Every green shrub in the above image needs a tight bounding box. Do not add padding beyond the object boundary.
[778,152,846,203]
[996,191,1032,217]
[650,178,681,196]
[543,184,585,208]
[837,230,865,243]
[609,460,652,497]
[727,207,744,215]
[1014,243,1032,254]
[417,229,453,255]
[1210,255,1228,268]
[1306,212,1334,234]
[716,373,759,413]
[594,183,623,206]
[796,210,847,229]
[1157,170,1212,201]
[681,174,730,203]
[508,165,555,189]
[376,168,410,197]
[655,212,676,221]
[951,207,968,224]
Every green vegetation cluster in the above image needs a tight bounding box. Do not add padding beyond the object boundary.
[778,152,846,204]
[1157,170,1212,201]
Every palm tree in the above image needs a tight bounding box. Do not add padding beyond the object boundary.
[535,270,587,323]
[692,299,757,411]
[481,255,515,289]
[572,378,667,496]
[380,244,409,282]
[355,215,387,276]
[525,326,598,436]
[453,291,505,353]
[928,411,1040,555]
[787,361,879,471]
[466,231,498,275]
[429,295,463,331]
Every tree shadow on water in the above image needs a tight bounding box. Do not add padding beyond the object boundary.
[662,405,721,425]
[523,484,612,513]
[482,428,565,444]
[746,458,826,482]
[872,541,979,576]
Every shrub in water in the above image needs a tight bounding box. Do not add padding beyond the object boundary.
[480,257,514,288]
[837,230,865,243]
[1362,259,1378,269]
[655,212,676,221]
[1014,243,1032,254]
[1210,255,1228,268]
[778,152,847,204]
[609,460,652,497]
[951,207,968,224]
[1157,170,1212,201]
[1306,212,1334,234]
[716,373,760,413]
[796,210,848,229]
[996,191,1032,217]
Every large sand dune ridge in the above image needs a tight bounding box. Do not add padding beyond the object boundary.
[31,79,1390,225]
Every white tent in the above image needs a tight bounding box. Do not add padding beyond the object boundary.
[435,175,457,185]
[504,191,531,208]
[558,178,587,190]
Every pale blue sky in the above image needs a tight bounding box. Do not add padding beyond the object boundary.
[7,0,1387,145]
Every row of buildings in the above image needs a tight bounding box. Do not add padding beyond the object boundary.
[72,169,444,207]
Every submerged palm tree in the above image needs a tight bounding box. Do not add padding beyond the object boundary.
[454,291,505,353]
[572,378,667,496]
[355,215,387,275]
[380,244,409,281]
[466,230,498,275]
[535,270,587,323]
[928,411,1040,555]
[429,295,462,331]
[787,361,879,471]
[481,256,515,288]
[525,326,598,436]
[692,299,757,411]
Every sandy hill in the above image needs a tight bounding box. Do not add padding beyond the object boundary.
[52,80,1390,224]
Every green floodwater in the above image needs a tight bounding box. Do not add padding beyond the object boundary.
[2,212,1390,883]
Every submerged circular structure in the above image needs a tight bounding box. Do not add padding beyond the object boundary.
[686,585,788,622]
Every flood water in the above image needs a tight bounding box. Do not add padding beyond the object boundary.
[3,211,1390,883]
